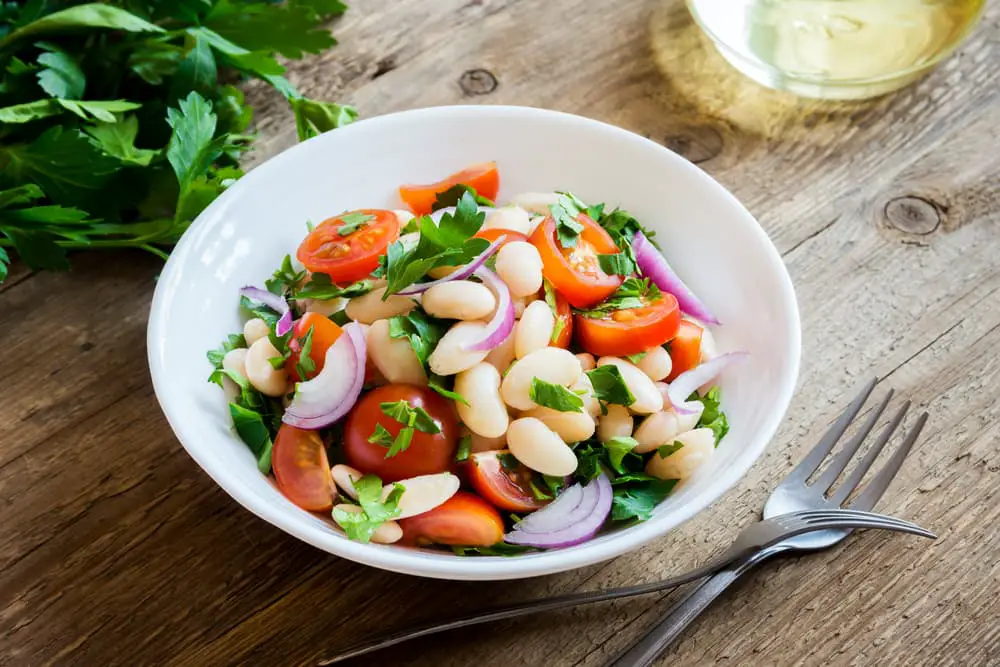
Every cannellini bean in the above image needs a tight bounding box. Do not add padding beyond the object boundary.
[597,357,663,414]
[573,374,601,417]
[637,346,673,382]
[515,300,555,359]
[575,353,597,372]
[393,209,414,227]
[509,191,560,215]
[333,504,402,544]
[632,410,683,453]
[345,286,416,324]
[483,206,532,235]
[243,318,270,346]
[495,241,544,298]
[221,348,248,401]
[422,280,496,321]
[367,319,427,386]
[484,333,516,374]
[244,337,289,397]
[427,265,460,280]
[501,347,582,410]
[469,431,506,453]
[655,381,671,407]
[700,326,718,363]
[455,362,508,438]
[507,417,578,476]
[645,428,715,480]
[598,404,634,443]
[383,472,460,519]
[676,402,705,433]
[304,296,347,317]
[331,464,364,500]
[428,321,491,376]
[522,406,596,443]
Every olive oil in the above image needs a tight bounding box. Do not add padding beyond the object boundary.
[686,0,986,99]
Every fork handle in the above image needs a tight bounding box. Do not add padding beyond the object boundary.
[603,546,786,667]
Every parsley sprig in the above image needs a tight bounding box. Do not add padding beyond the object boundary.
[370,400,442,458]
[574,277,661,318]
[332,475,405,543]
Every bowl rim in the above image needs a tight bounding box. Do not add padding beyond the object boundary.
[147,104,802,580]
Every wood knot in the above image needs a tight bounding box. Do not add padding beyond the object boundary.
[458,68,498,96]
[663,125,723,164]
[884,196,941,235]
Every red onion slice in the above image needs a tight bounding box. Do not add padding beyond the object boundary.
[282,323,367,429]
[667,351,748,415]
[505,474,612,548]
[396,235,505,296]
[632,231,720,326]
[240,285,293,336]
[462,267,515,352]
[511,482,585,534]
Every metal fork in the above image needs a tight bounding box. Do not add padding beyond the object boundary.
[605,379,929,667]
[318,379,932,666]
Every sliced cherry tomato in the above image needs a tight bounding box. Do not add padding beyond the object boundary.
[550,288,573,348]
[465,451,550,512]
[399,491,505,547]
[574,293,681,357]
[272,424,333,511]
[343,384,459,482]
[399,162,500,215]
[473,227,529,248]
[529,213,622,309]
[287,312,342,383]
[296,209,399,283]
[666,319,704,381]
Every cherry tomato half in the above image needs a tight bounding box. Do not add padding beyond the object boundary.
[343,384,459,482]
[529,213,622,309]
[667,319,704,381]
[399,491,505,547]
[574,293,681,357]
[272,424,334,511]
[465,451,550,512]
[473,227,529,248]
[287,312,343,383]
[296,209,399,283]
[399,162,500,215]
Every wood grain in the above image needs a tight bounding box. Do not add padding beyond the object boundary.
[2,1,999,666]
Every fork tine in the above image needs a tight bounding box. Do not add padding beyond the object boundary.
[786,377,878,482]
[813,389,894,493]
[847,412,929,511]
[829,401,910,505]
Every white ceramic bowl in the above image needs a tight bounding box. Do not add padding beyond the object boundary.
[148,105,800,580]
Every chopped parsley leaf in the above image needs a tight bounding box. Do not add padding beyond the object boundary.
[529,377,585,413]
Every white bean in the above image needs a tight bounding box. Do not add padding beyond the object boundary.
[597,357,663,414]
[484,333,516,374]
[645,428,715,480]
[598,404,634,443]
[244,337,289,397]
[383,472,460,518]
[221,348,248,401]
[482,206,532,235]
[513,296,533,318]
[515,300,555,359]
[304,296,347,317]
[422,280,496,321]
[331,464,363,500]
[393,209,414,227]
[333,504,402,544]
[455,362,508,438]
[501,347,582,410]
[495,241,543,298]
[632,410,683,453]
[367,319,427,386]
[637,346,672,382]
[575,353,596,372]
[428,321,491,376]
[508,191,560,215]
[507,417,578,476]
[243,318,270,346]
[522,406,596,443]
[676,402,705,433]
[655,381,671,407]
[345,286,415,324]
[573,374,601,417]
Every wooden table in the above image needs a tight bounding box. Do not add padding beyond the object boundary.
[3,1,999,665]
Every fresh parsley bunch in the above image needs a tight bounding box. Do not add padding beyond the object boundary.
[0,0,357,282]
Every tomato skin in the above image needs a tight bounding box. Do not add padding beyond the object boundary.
[465,451,549,512]
[529,214,622,309]
[343,384,459,482]
[399,162,500,215]
[574,293,681,357]
[667,319,704,381]
[287,312,343,383]
[550,289,573,348]
[272,425,334,511]
[473,227,529,248]
[296,209,399,283]
[399,492,505,547]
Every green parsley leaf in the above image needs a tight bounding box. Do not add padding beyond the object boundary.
[330,310,351,327]
[574,277,661,318]
[385,427,414,458]
[387,308,448,370]
[455,434,472,462]
[333,475,404,543]
[625,351,647,364]
[1,4,164,47]
[35,42,85,99]
[431,184,495,211]
[549,197,584,248]
[290,96,358,141]
[367,423,396,448]
[296,274,373,300]
[604,436,639,474]
[498,452,519,471]
[166,91,224,195]
[207,332,247,373]
[542,278,566,345]
[451,543,537,557]
[229,403,273,474]
[572,440,604,481]
[265,254,308,296]
[294,325,315,379]
[691,386,729,445]
[610,478,677,522]
[542,474,566,496]
[598,208,659,252]
[597,252,634,276]
[429,372,470,406]
[83,115,158,167]
[657,441,684,458]
[170,32,217,101]
[380,400,441,435]
[529,478,552,500]
[336,211,375,236]
[529,377,584,413]
[0,228,68,271]
[610,472,662,486]
[586,366,636,407]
